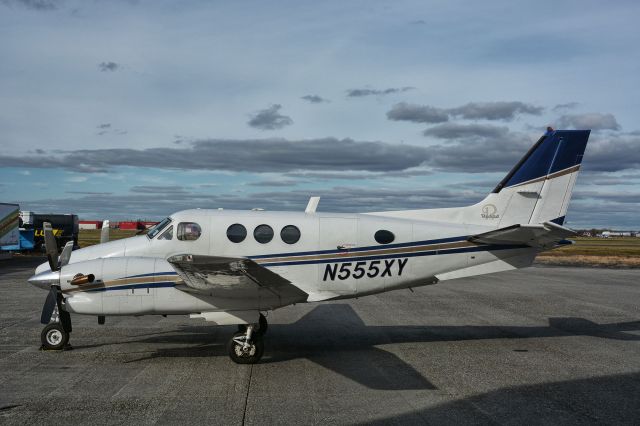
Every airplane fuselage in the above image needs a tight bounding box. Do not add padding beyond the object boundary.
[36,209,537,318]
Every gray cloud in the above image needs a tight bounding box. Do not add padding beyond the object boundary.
[98,62,120,72]
[301,95,329,104]
[285,168,433,181]
[581,134,640,172]
[387,101,543,124]
[16,185,484,220]
[557,113,620,131]
[386,103,449,124]
[2,132,638,178]
[65,191,113,195]
[573,190,640,204]
[423,129,640,174]
[447,101,544,121]
[2,0,58,10]
[579,171,640,186]
[424,123,509,140]
[130,185,189,194]
[247,180,298,187]
[21,183,637,229]
[247,104,293,130]
[552,102,580,112]
[346,87,414,98]
[96,123,126,136]
[0,138,431,173]
[421,128,536,172]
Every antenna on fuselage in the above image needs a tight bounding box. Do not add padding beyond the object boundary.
[305,196,320,213]
[100,220,110,244]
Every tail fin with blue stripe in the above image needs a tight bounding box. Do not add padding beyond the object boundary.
[486,128,590,227]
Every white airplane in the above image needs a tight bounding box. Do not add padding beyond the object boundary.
[29,128,590,363]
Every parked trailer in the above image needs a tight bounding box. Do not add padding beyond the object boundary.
[23,213,79,250]
[0,203,20,251]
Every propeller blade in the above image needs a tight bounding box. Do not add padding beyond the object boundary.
[40,287,57,324]
[59,241,73,268]
[100,220,110,244]
[43,222,59,271]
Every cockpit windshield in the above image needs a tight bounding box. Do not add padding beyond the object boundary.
[147,217,172,239]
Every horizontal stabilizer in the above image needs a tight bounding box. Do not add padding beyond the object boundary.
[468,221,576,249]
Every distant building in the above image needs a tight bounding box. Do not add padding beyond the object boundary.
[117,220,159,230]
[601,231,632,238]
[79,220,103,230]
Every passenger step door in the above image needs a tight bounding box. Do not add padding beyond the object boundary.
[317,217,358,296]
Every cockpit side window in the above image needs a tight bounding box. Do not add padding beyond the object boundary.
[177,222,201,241]
[158,225,173,240]
[147,217,172,239]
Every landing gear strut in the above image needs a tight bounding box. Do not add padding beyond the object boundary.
[229,313,268,364]
[237,313,268,336]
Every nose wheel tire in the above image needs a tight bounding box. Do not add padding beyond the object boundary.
[41,323,69,350]
[228,331,264,364]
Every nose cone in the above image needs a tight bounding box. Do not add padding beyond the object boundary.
[28,270,60,290]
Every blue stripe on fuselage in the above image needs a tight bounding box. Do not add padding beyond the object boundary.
[248,235,469,260]
[258,244,530,267]
[125,271,178,278]
[86,281,177,292]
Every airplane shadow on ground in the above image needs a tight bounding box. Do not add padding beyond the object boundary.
[368,372,640,424]
[0,256,46,276]
[118,304,640,391]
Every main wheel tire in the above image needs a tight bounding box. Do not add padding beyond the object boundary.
[41,323,69,350]
[227,332,264,364]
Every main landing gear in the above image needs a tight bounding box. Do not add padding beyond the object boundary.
[228,313,268,364]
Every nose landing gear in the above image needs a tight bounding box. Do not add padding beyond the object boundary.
[41,323,69,350]
[40,298,73,351]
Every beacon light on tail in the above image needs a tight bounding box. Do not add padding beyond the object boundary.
[29,128,591,363]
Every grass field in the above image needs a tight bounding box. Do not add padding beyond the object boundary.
[78,229,139,248]
[537,237,640,267]
[78,230,640,267]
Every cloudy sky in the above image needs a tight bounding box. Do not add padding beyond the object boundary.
[1,0,639,229]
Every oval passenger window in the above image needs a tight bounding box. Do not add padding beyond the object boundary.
[254,224,274,244]
[374,230,395,244]
[227,224,247,243]
[280,225,301,244]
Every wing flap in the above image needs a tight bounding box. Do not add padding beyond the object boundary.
[469,221,576,249]
[167,254,307,303]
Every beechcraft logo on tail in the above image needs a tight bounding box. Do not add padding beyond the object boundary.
[481,204,499,219]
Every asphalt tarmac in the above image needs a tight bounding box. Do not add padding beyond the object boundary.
[0,256,639,425]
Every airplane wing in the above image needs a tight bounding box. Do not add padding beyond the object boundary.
[166,254,308,303]
[468,221,577,249]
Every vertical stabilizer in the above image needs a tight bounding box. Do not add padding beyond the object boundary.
[489,129,590,226]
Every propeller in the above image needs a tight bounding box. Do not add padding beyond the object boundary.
[100,220,110,244]
[33,222,73,332]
